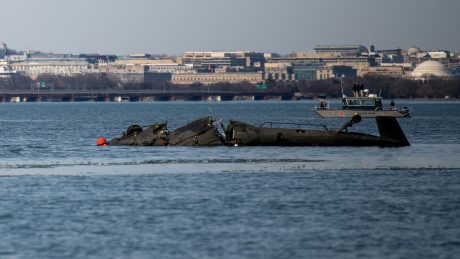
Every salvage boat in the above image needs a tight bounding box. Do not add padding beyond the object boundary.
[313,83,410,118]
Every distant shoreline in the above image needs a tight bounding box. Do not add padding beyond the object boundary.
[0,97,458,103]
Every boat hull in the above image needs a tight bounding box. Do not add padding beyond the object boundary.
[313,109,409,118]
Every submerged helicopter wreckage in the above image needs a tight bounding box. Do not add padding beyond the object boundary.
[98,115,410,147]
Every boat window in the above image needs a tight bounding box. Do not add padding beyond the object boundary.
[345,99,376,106]
[346,99,362,106]
[361,99,376,106]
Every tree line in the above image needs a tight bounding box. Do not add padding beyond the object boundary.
[1,74,459,98]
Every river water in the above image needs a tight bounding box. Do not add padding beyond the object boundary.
[0,100,459,258]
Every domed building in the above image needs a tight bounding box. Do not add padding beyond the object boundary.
[411,60,453,79]
[407,46,421,57]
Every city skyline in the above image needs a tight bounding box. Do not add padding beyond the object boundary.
[0,0,459,55]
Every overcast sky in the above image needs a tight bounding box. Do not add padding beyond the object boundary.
[0,0,458,55]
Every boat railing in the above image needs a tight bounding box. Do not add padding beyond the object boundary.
[314,100,330,110]
[259,121,328,130]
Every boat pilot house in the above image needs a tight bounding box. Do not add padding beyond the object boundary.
[343,97,383,110]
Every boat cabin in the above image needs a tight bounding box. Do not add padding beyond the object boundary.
[342,97,383,110]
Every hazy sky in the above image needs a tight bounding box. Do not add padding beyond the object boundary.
[0,0,459,55]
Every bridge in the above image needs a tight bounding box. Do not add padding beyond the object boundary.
[0,89,301,102]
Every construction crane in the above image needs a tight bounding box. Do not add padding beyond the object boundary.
[0,42,16,85]
[1,42,10,64]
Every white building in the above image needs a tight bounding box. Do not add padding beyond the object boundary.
[0,60,16,78]
[428,51,449,59]
[147,63,195,74]
[10,59,97,79]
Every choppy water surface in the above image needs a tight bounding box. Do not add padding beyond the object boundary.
[1,100,459,258]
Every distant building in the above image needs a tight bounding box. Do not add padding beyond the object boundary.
[380,54,404,64]
[411,60,453,79]
[114,57,178,65]
[428,51,450,60]
[125,53,152,59]
[376,48,402,56]
[313,45,369,57]
[147,63,194,74]
[178,51,266,70]
[316,67,334,80]
[171,71,263,85]
[314,65,357,80]
[264,62,357,82]
[97,61,174,84]
[11,58,97,79]
[288,51,341,59]
[448,62,460,77]
[292,64,321,81]
[79,54,117,63]
[376,49,404,64]
[0,61,16,78]
[330,65,357,78]
[363,66,405,77]
[404,47,451,66]
[8,54,28,62]
[113,58,195,74]
[4,42,459,86]
[98,57,196,83]
[98,62,145,83]
[406,47,421,58]
[267,55,371,74]
[264,63,294,81]
[144,72,172,84]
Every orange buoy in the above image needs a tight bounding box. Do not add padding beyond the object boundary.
[96,137,108,146]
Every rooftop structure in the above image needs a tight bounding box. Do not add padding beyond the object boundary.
[407,47,421,57]
[314,45,369,57]
[427,51,450,59]
[288,51,341,59]
[179,51,266,70]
